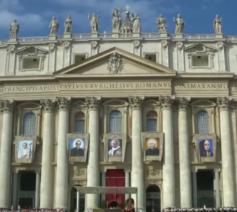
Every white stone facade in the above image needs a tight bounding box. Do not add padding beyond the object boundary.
[0,12,237,212]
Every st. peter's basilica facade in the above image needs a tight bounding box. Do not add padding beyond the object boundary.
[0,9,237,212]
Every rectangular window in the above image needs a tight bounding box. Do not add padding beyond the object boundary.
[75,120,85,134]
[74,54,86,64]
[145,53,156,62]
[192,55,209,67]
[22,57,40,70]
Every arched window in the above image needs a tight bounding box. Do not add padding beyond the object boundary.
[146,185,161,212]
[23,112,36,136]
[109,110,122,133]
[196,110,209,134]
[146,111,157,132]
[74,112,85,133]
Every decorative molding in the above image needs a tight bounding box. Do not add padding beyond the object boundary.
[0,100,14,112]
[133,40,141,49]
[217,97,230,110]
[62,41,71,49]
[129,96,144,109]
[178,97,189,110]
[160,96,174,108]
[57,97,70,110]
[7,45,16,53]
[216,41,224,50]
[49,43,56,52]
[41,99,54,111]
[85,97,100,109]
[107,52,122,74]
[161,40,168,49]
[176,41,183,50]
[91,40,99,49]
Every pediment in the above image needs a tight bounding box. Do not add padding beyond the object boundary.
[184,43,217,53]
[16,46,48,55]
[57,47,175,76]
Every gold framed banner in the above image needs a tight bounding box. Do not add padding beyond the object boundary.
[15,136,36,164]
[193,134,217,163]
[104,134,126,162]
[68,134,89,162]
[142,132,164,161]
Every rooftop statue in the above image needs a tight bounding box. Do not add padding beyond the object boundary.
[157,15,167,34]
[64,16,72,34]
[88,13,99,33]
[213,15,222,34]
[49,16,59,36]
[9,19,19,39]
[121,7,133,34]
[132,15,141,34]
[112,8,121,33]
[174,13,184,34]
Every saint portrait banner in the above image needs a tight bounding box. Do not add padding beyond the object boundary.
[193,134,217,163]
[67,133,89,162]
[14,136,36,164]
[104,134,126,162]
[142,132,164,161]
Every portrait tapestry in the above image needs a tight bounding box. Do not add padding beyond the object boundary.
[194,134,217,163]
[104,134,126,162]
[15,136,36,164]
[142,132,164,161]
[68,133,89,162]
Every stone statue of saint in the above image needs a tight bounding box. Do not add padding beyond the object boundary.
[213,15,222,34]
[9,19,19,39]
[157,15,167,34]
[112,8,121,33]
[88,13,99,33]
[132,15,141,33]
[174,14,184,34]
[49,16,59,35]
[64,16,72,34]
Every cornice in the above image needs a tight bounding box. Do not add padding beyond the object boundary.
[177,73,234,79]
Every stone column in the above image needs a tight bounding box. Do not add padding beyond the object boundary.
[161,97,176,208]
[214,169,221,208]
[129,97,145,210]
[12,172,18,208]
[86,97,100,209]
[35,171,40,208]
[54,98,69,209]
[218,98,236,206]
[0,101,13,208]
[178,98,192,208]
[192,171,197,207]
[40,100,54,208]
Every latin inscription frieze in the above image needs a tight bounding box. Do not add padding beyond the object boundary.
[175,81,228,90]
[0,80,171,95]
[60,81,171,90]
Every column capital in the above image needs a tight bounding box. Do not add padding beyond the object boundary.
[41,99,55,112]
[178,97,190,111]
[0,100,14,112]
[57,97,70,110]
[129,96,144,109]
[217,97,230,110]
[85,97,100,110]
[160,96,174,109]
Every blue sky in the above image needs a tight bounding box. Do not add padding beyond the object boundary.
[0,0,236,39]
